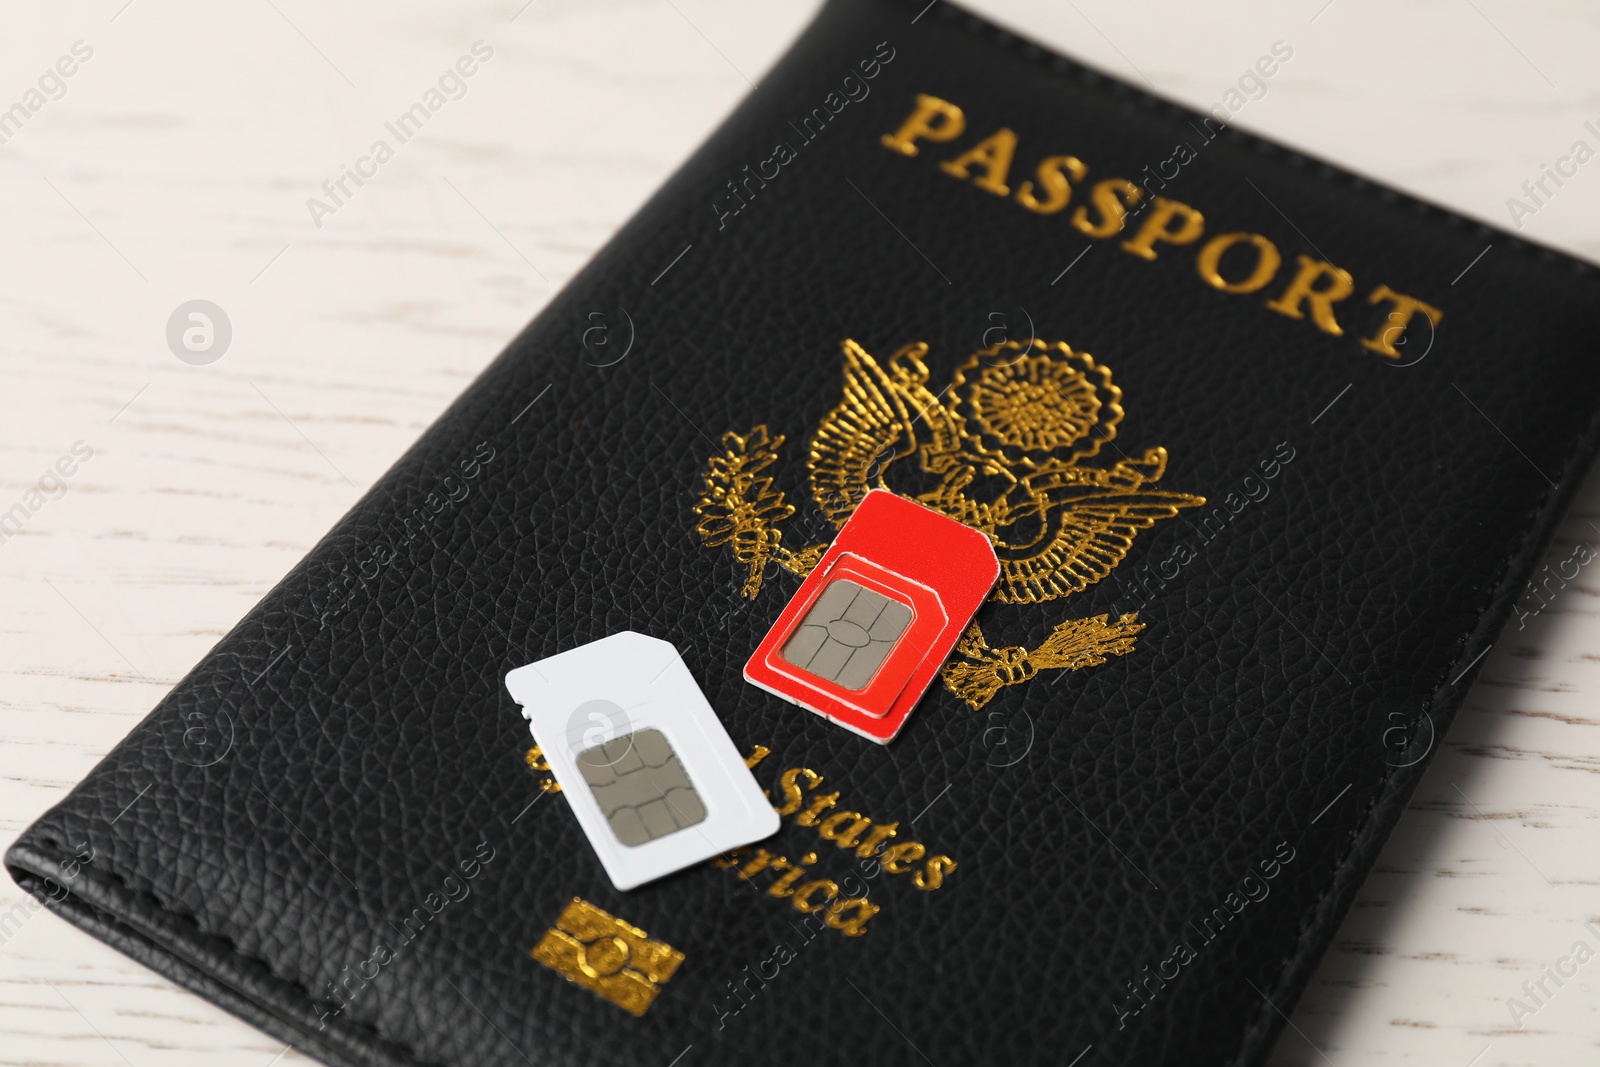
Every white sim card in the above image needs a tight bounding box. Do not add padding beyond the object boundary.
[505,631,779,891]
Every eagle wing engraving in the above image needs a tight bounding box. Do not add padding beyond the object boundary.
[808,339,961,527]
[695,335,1208,706]
[991,494,1203,604]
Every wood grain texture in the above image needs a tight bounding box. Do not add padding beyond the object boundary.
[1,1,1596,1064]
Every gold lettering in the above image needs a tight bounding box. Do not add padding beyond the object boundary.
[1360,284,1444,359]
[794,790,841,827]
[767,852,816,898]
[912,855,958,891]
[1120,197,1205,261]
[737,849,774,880]
[525,746,562,793]
[880,94,966,158]
[1071,178,1142,238]
[825,898,881,937]
[1196,232,1281,294]
[938,128,1018,196]
[1265,254,1355,336]
[817,811,874,849]
[1015,154,1087,215]
[880,91,1446,348]
[772,767,821,815]
[854,820,899,858]
[710,846,749,869]
[791,879,840,914]
[879,841,927,874]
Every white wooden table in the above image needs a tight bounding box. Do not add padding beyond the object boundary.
[2,2,1597,1064]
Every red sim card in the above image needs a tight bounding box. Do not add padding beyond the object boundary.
[744,489,999,744]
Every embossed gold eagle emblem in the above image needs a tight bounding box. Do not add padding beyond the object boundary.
[694,338,1205,708]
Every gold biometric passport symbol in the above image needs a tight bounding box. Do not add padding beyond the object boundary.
[694,338,1206,709]
[531,897,685,1016]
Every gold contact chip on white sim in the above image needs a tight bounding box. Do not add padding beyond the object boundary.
[505,631,779,890]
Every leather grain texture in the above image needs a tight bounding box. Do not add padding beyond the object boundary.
[11,1,1600,1064]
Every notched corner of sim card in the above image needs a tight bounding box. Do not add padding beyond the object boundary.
[502,662,547,715]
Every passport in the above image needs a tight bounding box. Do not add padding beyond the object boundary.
[11,1,1600,1064]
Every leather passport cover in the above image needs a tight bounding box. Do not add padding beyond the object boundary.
[11,1,1600,1064]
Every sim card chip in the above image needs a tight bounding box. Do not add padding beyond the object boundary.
[576,728,707,847]
[505,631,779,890]
[780,579,913,690]
[745,490,1000,744]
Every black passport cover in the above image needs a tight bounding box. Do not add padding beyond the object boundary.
[11,1,1600,1064]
